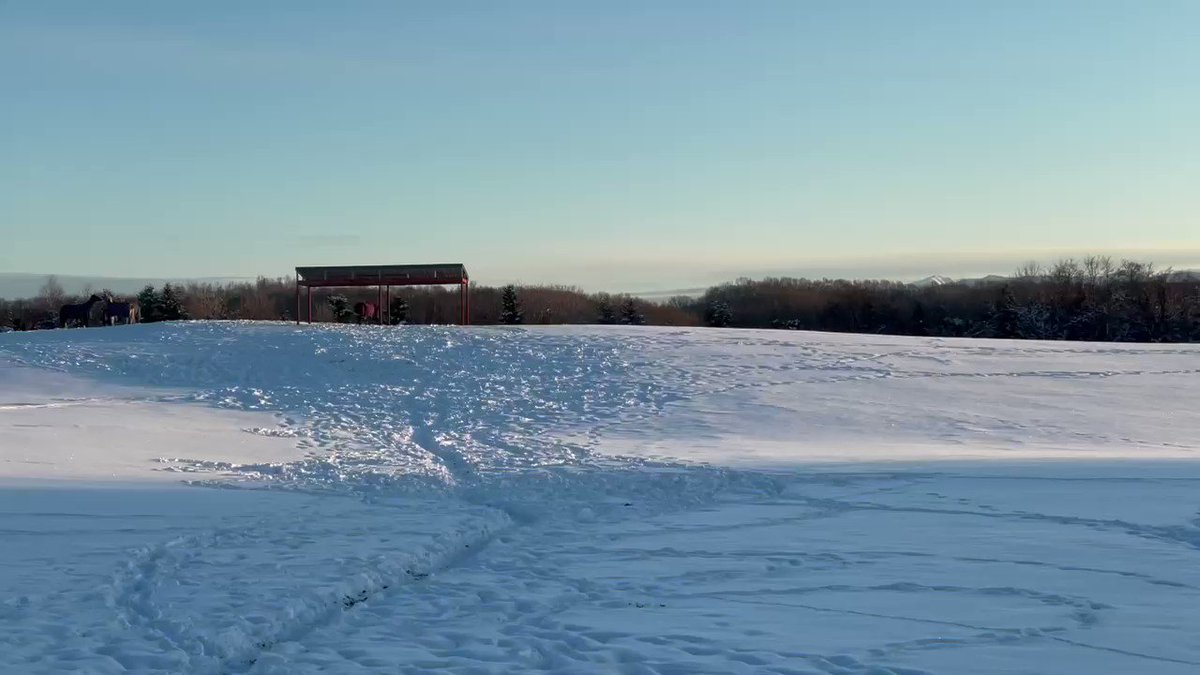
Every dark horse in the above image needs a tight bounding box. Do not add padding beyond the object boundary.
[59,294,104,328]
[353,301,377,324]
[103,297,139,326]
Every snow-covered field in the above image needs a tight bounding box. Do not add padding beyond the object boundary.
[2,323,1199,674]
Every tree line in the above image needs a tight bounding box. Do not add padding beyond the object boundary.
[3,256,1198,342]
[680,257,1200,342]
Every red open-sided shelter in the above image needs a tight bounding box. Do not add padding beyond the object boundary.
[294,263,470,325]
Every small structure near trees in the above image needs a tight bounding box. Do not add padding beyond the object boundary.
[295,264,470,325]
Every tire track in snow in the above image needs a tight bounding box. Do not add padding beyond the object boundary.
[225,507,514,673]
[107,499,514,674]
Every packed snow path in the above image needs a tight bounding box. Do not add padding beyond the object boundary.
[2,323,1199,673]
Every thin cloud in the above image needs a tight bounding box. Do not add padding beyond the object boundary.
[293,234,363,247]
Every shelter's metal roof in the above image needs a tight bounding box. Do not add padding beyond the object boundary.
[295,264,468,287]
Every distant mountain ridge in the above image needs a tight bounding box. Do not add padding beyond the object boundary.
[910,270,1200,288]
[910,275,955,288]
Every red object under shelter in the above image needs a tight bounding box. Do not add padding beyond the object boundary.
[294,263,470,325]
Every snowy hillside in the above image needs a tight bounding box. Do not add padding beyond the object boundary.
[909,275,955,288]
[2,323,1199,674]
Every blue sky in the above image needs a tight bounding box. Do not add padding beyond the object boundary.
[2,1,1198,290]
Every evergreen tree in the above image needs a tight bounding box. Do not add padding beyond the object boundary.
[137,285,164,323]
[990,286,1021,339]
[327,295,353,323]
[596,296,617,324]
[500,285,523,325]
[620,297,645,325]
[704,300,732,328]
[389,296,409,325]
[159,283,189,321]
[911,302,928,336]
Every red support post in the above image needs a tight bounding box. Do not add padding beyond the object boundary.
[295,283,301,325]
[307,286,313,324]
[461,280,470,325]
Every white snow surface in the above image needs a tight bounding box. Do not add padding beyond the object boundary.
[0,366,303,482]
[1,322,1199,674]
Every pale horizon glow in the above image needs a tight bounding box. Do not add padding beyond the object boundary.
[2,1,1198,289]
[6,244,1199,297]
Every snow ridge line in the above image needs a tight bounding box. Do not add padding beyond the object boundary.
[718,595,1200,668]
[107,504,514,674]
[794,495,1200,551]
